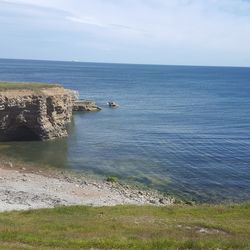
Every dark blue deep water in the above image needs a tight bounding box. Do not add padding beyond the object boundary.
[0,58,250,202]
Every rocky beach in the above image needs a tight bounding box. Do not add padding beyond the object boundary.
[0,159,174,212]
[0,83,173,211]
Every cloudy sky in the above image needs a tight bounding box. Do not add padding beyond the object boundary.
[0,0,250,66]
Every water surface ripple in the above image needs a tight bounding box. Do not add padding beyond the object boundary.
[0,59,250,202]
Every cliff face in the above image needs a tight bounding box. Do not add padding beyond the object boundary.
[0,87,74,141]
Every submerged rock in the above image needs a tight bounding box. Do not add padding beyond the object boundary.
[0,86,75,141]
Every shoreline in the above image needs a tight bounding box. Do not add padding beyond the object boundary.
[0,158,174,212]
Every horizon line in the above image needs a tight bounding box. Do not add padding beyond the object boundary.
[0,57,249,69]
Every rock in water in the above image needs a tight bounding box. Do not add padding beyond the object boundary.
[73,100,101,112]
[0,86,75,141]
[108,101,119,108]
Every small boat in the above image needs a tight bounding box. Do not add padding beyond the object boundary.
[107,101,119,108]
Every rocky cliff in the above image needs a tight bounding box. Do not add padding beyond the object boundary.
[0,86,75,141]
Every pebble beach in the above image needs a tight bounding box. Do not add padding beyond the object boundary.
[0,160,174,212]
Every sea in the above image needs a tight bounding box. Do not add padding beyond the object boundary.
[0,58,250,203]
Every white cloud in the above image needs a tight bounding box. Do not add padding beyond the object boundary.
[66,16,106,28]
[0,0,250,66]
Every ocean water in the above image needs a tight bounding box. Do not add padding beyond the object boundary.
[0,58,250,203]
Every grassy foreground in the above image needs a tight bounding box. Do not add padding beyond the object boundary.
[0,204,249,249]
[0,81,58,90]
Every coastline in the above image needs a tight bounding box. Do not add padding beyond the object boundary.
[0,158,249,250]
[0,158,174,212]
[0,83,176,212]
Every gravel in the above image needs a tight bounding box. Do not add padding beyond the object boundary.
[0,164,174,212]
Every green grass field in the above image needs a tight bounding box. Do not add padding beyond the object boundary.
[0,81,59,90]
[0,204,249,249]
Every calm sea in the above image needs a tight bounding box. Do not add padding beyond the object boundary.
[0,58,250,203]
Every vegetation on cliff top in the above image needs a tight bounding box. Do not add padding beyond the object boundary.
[0,203,249,249]
[0,81,59,90]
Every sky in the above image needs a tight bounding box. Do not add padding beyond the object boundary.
[0,0,250,67]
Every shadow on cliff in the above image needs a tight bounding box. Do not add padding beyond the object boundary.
[4,125,41,142]
[0,116,78,169]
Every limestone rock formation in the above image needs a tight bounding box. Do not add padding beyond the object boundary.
[73,100,101,112]
[0,86,75,141]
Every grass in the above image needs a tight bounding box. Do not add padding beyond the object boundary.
[106,176,118,183]
[0,81,59,90]
[0,203,249,249]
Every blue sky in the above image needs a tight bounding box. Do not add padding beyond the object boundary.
[0,0,250,66]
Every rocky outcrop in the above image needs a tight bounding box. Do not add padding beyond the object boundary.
[73,100,101,112]
[0,86,75,141]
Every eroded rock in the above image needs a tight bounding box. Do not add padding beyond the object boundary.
[0,86,74,141]
[73,100,101,112]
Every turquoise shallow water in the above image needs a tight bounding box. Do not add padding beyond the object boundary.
[0,58,250,202]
